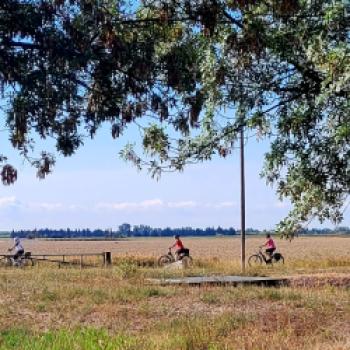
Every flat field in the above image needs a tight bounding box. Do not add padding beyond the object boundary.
[1,235,349,260]
[0,236,349,350]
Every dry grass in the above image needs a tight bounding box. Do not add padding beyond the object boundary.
[0,236,349,349]
[0,266,349,349]
[1,235,349,274]
[1,235,349,260]
[0,236,348,255]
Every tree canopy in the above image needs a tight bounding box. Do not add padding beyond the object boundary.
[123,0,350,236]
[0,0,196,178]
[1,0,349,236]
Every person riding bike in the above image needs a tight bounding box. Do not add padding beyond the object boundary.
[260,233,276,263]
[169,235,188,260]
[8,237,25,261]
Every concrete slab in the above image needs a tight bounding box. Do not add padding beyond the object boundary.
[148,275,288,287]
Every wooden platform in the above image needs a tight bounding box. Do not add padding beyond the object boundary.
[149,275,288,287]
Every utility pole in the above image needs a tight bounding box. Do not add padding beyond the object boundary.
[240,126,246,273]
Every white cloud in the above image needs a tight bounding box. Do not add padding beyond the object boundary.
[67,204,82,210]
[27,202,64,211]
[167,201,197,208]
[96,199,164,210]
[95,199,237,211]
[0,196,239,217]
[214,201,236,208]
[0,198,75,212]
[140,199,164,208]
[0,196,20,208]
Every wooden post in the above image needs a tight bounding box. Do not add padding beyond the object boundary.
[104,252,112,267]
[240,126,246,273]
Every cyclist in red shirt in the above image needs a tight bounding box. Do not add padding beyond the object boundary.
[169,235,187,260]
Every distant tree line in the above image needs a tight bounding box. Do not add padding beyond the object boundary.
[11,228,114,239]
[129,225,236,237]
[11,224,236,239]
[300,227,350,235]
[10,225,350,239]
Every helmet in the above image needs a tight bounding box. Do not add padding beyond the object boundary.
[174,235,180,239]
[14,237,20,244]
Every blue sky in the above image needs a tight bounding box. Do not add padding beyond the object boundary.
[1,120,348,231]
[1,2,348,232]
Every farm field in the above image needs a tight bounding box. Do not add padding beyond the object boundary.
[1,236,350,261]
[0,236,349,349]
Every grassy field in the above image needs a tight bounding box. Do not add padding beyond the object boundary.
[1,235,350,259]
[0,236,349,349]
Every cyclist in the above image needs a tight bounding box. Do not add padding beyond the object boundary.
[8,237,24,261]
[169,235,188,260]
[261,233,276,263]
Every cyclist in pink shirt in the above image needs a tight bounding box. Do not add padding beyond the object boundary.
[261,234,276,262]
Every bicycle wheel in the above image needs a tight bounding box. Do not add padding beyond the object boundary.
[0,257,12,267]
[181,255,193,268]
[272,253,284,265]
[22,258,35,267]
[158,255,173,267]
[1,256,13,267]
[248,254,263,267]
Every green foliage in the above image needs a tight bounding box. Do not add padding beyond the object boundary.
[0,0,200,181]
[129,0,350,237]
[1,0,349,236]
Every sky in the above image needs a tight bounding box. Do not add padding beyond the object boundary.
[1,3,349,232]
[1,119,348,231]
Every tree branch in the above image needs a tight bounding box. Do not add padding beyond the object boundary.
[223,10,244,29]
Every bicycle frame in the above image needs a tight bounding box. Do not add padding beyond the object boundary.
[258,249,272,263]
[0,255,16,266]
[0,254,31,267]
[167,249,189,262]
[172,249,190,261]
[167,250,176,262]
[248,248,284,268]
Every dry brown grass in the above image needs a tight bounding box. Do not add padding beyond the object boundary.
[0,236,349,349]
[1,236,349,260]
[0,266,349,349]
[2,236,349,274]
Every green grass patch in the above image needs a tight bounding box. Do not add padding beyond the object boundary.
[0,328,139,350]
[0,316,252,350]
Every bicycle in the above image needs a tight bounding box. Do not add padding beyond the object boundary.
[158,248,193,267]
[0,252,35,267]
[248,248,284,267]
